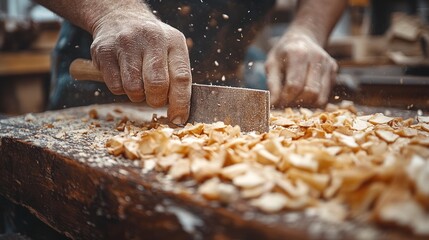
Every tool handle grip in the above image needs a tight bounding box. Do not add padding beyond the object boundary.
[69,58,104,82]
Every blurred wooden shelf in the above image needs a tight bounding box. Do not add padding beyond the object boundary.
[0,29,58,77]
[0,51,51,77]
[0,29,58,114]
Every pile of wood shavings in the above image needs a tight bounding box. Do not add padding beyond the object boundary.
[104,102,429,235]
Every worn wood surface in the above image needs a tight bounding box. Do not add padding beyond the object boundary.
[0,103,426,240]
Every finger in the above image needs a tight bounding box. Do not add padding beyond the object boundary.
[167,36,192,125]
[265,56,284,105]
[118,51,145,102]
[295,62,324,106]
[91,43,125,95]
[142,48,169,107]
[316,63,337,106]
[280,57,308,106]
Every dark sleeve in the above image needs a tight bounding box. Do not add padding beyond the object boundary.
[48,21,129,110]
[148,0,276,85]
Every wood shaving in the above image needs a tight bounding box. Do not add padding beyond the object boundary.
[250,193,289,213]
[417,115,429,123]
[105,102,429,236]
[88,109,98,119]
[375,130,399,143]
[368,114,394,125]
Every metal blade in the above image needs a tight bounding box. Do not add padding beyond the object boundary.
[188,84,270,132]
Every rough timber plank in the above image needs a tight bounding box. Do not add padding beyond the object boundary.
[0,103,425,240]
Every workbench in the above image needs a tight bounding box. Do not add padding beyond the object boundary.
[0,103,426,239]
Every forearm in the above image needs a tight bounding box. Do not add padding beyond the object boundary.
[288,0,347,46]
[34,0,152,33]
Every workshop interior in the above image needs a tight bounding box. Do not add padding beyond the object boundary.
[1,0,429,239]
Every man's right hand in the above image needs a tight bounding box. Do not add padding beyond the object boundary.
[90,8,192,125]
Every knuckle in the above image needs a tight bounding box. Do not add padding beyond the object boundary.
[264,58,273,68]
[123,82,143,94]
[143,25,167,46]
[172,66,191,83]
[91,39,105,52]
[287,81,304,92]
[110,88,124,95]
[304,86,319,96]
[91,42,115,60]
[311,54,324,63]
[106,83,124,95]
[286,41,308,53]
[116,32,134,46]
[265,56,279,68]
[171,30,186,43]
[276,47,291,58]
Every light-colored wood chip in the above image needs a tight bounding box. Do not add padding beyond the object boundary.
[420,123,429,132]
[220,163,249,180]
[123,140,139,160]
[272,117,295,127]
[191,158,220,182]
[395,127,418,137]
[352,118,371,131]
[375,130,399,143]
[233,171,265,188]
[255,147,281,165]
[157,154,182,171]
[369,114,394,125]
[333,131,359,149]
[105,136,126,156]
[168,159,191,180]
[198,177,221,200]
[276,178,310,198]
[287,169,330,192]
[417,115,429,123]
[406,155,429,196]
[283,153,319,172]
[251,193,289,213]
[241,182,274,199]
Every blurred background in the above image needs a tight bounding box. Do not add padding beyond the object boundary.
[0,0,428,117]
[0,0,59,116]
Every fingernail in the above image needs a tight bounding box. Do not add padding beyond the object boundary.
[171,116,184,125]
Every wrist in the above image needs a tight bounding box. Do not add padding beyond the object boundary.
[85,0,153,34]
[283,27,321,46]
[285,0,347,47]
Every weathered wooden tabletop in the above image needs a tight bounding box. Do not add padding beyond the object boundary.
[0,103,426,240]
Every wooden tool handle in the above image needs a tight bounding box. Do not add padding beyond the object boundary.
[69,58,104,82]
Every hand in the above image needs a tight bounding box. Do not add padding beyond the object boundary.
[265,32,338,108]
[90,7,192,125]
